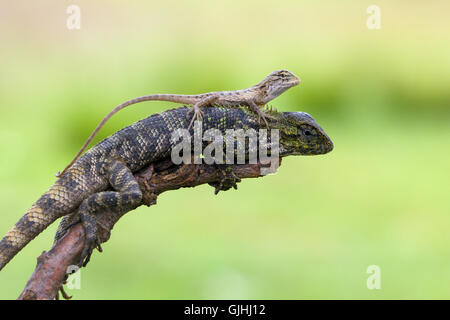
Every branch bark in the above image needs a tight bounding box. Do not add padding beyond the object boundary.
[17,157,280,300]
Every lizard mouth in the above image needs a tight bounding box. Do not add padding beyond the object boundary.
[320,138,334,154]
[326,138,334,152]
[286,78,301,87]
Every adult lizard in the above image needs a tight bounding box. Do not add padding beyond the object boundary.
[0,105,332,271]
[56,70,300,177]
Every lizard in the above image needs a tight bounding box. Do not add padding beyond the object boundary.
[56,70,301,177]
[0,105,333,272]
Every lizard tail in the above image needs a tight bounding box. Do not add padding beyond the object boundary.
[0,182,76,271]
[57,93,199,177]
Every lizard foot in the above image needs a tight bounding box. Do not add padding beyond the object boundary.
[55,213,106,268]
[247,102,276,128]
[255,108,277,128]
[187,104,204,130]
[56,280,73,300]
[209,165,241,194]
[78,211,103,267]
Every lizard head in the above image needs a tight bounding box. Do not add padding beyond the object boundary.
[275,111,333,156]
[255,70,301,104]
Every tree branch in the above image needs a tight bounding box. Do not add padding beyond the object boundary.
[17,157,281,300]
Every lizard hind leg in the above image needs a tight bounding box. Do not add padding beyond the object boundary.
[77,160,142,267]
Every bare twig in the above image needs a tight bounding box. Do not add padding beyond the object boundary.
[17,158,280,300]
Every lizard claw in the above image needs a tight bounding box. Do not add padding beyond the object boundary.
[247,102,276,128]
[56,281,73,300]
[78,211,104,267]
[187,105,204,130]
[79,235,102,267]
[255,108,277,128]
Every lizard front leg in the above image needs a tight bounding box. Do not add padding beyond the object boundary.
[187,95,220,129]
[77,160,142,267]
[247,100,276,128]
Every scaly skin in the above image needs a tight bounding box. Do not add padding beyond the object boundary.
[0,105,333,271]
[57,70,300,176]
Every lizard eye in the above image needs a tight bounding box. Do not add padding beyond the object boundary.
[301,127,316,137]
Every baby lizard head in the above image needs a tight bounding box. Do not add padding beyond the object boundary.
[255,70,301,104]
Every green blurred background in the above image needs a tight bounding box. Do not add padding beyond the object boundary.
[0,0,449,299]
